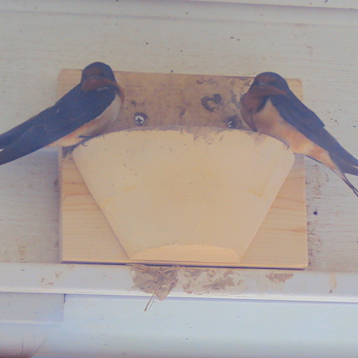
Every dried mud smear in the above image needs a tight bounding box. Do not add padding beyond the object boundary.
[265,272,294,284]
[131,265,178,301]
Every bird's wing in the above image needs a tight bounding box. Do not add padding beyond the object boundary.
[270,92,325,135]
[271,92,358,168]
[0,84,118,165]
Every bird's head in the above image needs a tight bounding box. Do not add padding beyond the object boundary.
[80,62,121,93]
[81,62,116,82]
[250,72,290,92]
[240,72,289,112]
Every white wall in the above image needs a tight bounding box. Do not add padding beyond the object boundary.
[1,0,358,357]
[1,0,358,271]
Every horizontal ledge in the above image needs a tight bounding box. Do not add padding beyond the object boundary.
[187,0,358,10]
[1,0,358,28]
[0,262,357,304]
[1,0,357,12]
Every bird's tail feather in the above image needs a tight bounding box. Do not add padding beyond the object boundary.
[318,129,358,170]
[333,168,358,197]
[0,116,38,149]
[330,153,358,176]
[331,155,358,197]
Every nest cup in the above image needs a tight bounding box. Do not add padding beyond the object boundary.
[72,126,294,264]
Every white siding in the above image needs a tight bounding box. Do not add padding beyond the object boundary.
[0,1,358,357]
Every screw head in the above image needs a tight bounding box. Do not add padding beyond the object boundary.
[226,115,239,128]
[134,112,148,126]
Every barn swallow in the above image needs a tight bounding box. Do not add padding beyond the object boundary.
[0,61,124,165]
[240,72,358,196]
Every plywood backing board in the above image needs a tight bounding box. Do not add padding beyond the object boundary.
[59,69,307,268]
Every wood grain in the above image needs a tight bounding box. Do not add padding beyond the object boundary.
[59,70,307,268]
[61,152,307,268]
